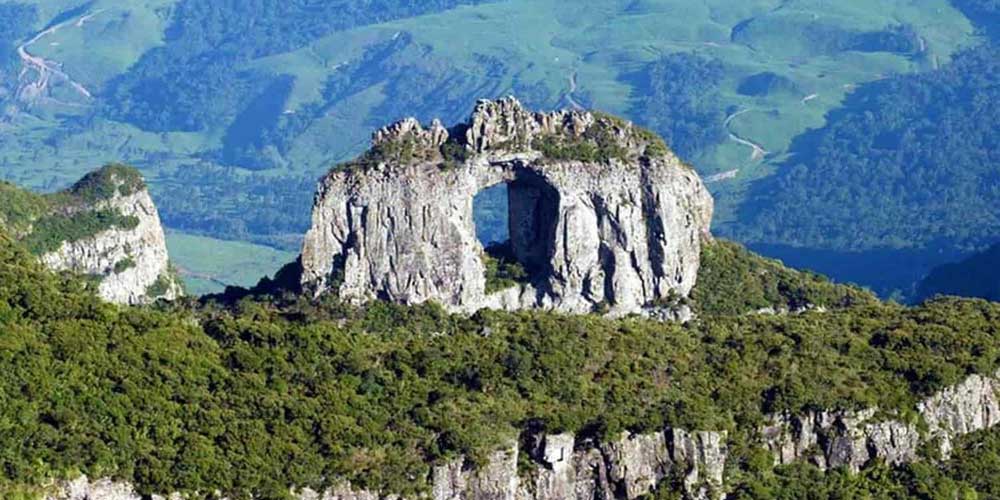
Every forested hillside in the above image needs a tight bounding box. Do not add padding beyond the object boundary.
[733,43,999,271]
[1,228,999,498]
[917,243,1000,302]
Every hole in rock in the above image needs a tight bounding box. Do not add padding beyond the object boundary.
[473,183,510,247]
[473,176,559,293]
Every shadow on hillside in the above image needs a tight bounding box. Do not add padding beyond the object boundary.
[748,243,967,301]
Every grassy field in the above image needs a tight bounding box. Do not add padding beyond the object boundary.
[165,231,296,296]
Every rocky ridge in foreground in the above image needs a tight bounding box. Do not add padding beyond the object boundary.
[48,370,1000,500]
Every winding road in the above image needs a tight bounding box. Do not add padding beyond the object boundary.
[15,10,102,104]
[565,71,585,111]
[724,108,768,162]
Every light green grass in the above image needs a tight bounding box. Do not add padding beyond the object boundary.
[165,231,297,296]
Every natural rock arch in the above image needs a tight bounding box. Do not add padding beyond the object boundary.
[300,98,713,316]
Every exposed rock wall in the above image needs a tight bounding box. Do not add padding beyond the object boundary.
[763,369,1000,469]
[46,371,1000,500]
[300,98,713,316]
[38,171,182,305]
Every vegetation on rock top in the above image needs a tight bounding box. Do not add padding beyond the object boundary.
[66,164,147,203]
[0,165,146,255]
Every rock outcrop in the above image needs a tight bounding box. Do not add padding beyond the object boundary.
[45,371,1000,500]
[918,370,1000,458]
[301,97,713,316]
[763,369,1000,470]
[3,165,182,305]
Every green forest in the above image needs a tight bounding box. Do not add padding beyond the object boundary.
[737,42,1000,252]
[1,226,999,498]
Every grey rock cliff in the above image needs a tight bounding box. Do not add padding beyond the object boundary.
[300,97,713,316]
[918,370,1000,458]
[46,371,1000,500]
[39,170,182,305]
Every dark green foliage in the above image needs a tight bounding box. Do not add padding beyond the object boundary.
[532,113,663,164]
[738,72,801,97]
[917,243,1000,302]
[22,210,140,255]
[533,134,608,163]
[736,43,1000,252]
[625,53,727,160]
[113,256,136,274]
[440,139,471,168]
[66,164,146,201]
[691,240,878,316]
[482,242,529,294]
[0,164,146,255]
[1,230,999,497]
[145,272,174,298]
[0,182,50,236]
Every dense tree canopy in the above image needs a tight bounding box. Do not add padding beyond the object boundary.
[626,53,728,160]
[0,231,998,498]
[737,43,1000,252]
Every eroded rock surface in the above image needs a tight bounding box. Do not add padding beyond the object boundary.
[301,97,713,316]
[918,369,1000,458]
[38,168,182,305]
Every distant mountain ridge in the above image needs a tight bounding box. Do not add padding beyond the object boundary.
[918,243,1000,302]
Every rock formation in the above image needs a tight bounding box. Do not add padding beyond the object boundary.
[45,370,1000,500]
[301,97,713,316]
[2,165,182,305]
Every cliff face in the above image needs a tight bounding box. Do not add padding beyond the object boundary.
[40,187,181,305]
[301,98,713,316]
[47,370,1000,500]
[2,165,182,305]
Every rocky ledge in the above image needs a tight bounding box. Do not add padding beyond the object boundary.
[300,97,713,316]
[46,370,1000,500]
[19,165,182,305]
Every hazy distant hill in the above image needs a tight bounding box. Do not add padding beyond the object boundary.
[917,243,1000,302]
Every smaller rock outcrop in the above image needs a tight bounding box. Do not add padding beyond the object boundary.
[761,408,921,472]
[918,370,1000,458]
[301,97,713,316]
[1,165,182,305]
